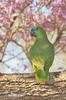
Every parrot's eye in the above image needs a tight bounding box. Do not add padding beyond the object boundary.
[36,27,38,30]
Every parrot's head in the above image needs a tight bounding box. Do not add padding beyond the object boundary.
[30,26,47,39]
[35,69,50,82]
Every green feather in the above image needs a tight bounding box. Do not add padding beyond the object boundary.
[30,26,55,82]
[35,70,50,82]
[31,56,44,71]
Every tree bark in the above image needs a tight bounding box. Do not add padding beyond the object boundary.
[0,71,66,100]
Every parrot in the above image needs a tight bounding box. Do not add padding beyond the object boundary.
[29,26,55,82]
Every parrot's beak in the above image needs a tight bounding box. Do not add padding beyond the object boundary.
[30,31,36,37]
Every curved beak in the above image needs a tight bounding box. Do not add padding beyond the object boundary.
[30,31,36,37]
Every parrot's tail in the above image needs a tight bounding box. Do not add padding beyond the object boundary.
[35,70,50,82]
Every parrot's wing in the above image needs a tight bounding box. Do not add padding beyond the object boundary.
[31,56,45,71]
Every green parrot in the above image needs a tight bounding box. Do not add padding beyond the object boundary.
[29,26,55,82]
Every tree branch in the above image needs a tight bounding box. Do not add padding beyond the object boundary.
[0,71,66,100]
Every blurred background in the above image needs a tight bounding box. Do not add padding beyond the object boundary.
[0,0,66,73]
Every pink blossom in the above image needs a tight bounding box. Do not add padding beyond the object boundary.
[27,7,32,15]
[0,35,5,40]
[17,32,24,38]
[0,15,3,20]
[11,68,16,71]
[43,20,55,31]
[26,34,33,41]
[12,13,19,17]
[24,65,28,70]
[2,17,10,25]
[8,5,13,14]
[3,7,9,13]
[15,0,22,4]
[1,4,7,9]
[52,0,62,5]
[59,39,66,45]
[58,10,63,17]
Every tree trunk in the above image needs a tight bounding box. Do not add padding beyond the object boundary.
[0,71,66,100]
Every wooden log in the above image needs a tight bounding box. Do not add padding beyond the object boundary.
[0,71,66,100]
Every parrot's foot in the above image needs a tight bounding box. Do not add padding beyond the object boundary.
[35,70,50,82]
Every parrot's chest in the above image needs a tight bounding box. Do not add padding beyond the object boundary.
[30,40,54,71]
[30,43,49,58]
[30,44,45,70]
[30,46,44,57]
[30,41,54,63]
